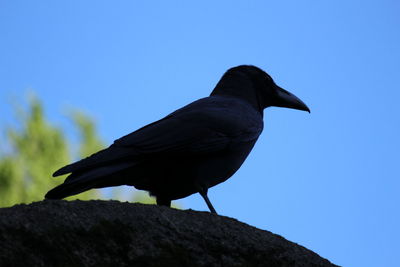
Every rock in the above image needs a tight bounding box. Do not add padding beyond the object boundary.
[0,200,339,267]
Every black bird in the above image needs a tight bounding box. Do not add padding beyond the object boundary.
[45,65,310,214]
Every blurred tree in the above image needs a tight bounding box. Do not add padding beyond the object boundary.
[67,110,129,201]
[0,95,176,208]
[132,191,157,205]
[64,110,106,201]
[0,96,110,206]
[0,96,70,206]
[70,110,104,159]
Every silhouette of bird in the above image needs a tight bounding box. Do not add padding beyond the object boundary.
[45,65,310,214]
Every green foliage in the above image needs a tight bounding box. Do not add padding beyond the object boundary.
[0,94,177,208]
[132,191,157,205]
[65,110,106,201]
[69,110,104,159]
[0,96,109,206]
[0,97,70,206]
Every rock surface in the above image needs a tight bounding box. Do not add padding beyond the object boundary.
[0,200,338,267]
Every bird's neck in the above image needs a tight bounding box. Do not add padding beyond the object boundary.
[210,73,264,113]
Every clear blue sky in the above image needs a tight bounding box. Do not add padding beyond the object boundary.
[1,1,399,266]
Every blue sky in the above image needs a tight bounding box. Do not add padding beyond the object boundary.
[1,1,399,266]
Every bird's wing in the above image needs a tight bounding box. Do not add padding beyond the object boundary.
[53,97,262,176]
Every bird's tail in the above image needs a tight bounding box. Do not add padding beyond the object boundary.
[45,181,94,199]
[45,161,137,199]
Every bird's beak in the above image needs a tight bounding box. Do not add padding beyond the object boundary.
[274,85,310,113]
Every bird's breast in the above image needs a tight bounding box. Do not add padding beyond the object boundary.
[194,139,258,189]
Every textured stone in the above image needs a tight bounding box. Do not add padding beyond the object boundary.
[0,200,338,267]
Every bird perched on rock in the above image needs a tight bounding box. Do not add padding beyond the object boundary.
[46,65,310,214]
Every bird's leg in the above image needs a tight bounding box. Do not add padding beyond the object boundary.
[156,197,171,207]
[198,187,217,214]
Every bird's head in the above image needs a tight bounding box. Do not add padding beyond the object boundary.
[211,65,310,113]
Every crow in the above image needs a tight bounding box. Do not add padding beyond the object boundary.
[45,65,310,214]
